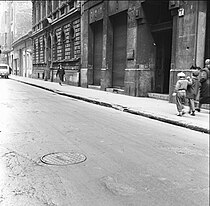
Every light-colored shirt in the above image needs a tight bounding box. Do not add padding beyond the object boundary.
[174,79,191,92]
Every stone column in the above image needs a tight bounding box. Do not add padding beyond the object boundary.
[101,1,113,90]
[124,3,138,96]
[80,1,91,87]
[195,1,207,68]
[125,1,154,97]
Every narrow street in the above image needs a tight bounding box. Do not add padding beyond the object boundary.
[0,79,209,206]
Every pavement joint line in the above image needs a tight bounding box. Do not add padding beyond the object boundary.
[10,78,210,134]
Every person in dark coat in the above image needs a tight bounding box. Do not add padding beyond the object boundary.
[186,70,200,116]
[195,59,210,112]
[56,64,65,85]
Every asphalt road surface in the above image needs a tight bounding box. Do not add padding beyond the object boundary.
[0,79,209,206]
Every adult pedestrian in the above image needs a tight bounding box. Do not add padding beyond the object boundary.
[195,59,210,112]
[186,70,200,116]
[172,72,192,116]
[56,64,65,86]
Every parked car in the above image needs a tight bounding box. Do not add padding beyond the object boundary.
[0,63,12,78]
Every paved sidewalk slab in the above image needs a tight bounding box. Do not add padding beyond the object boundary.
[9,75,209,134]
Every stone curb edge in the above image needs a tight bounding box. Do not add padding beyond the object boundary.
[10,78,210,135]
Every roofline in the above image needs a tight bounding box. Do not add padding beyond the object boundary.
[12,31,33,47]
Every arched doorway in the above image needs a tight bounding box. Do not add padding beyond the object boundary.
[143,0,173,94]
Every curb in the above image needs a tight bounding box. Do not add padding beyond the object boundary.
[10,78,209,134]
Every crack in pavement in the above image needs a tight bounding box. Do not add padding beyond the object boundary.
[0,150,73,206]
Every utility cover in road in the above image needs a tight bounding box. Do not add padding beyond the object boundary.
[40,152,87,166]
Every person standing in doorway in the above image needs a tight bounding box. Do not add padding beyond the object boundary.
[56,64,65,85]
[172,72,192,116]
[195,59,210,112]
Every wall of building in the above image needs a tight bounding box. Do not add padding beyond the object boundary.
[32,0,81,85]
[11,32,33,77]
[80,0,209,100]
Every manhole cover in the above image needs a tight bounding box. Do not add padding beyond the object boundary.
[40,152,87,166]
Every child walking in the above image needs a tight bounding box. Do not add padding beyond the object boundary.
[173,72,192,116]
[186,70,200,116]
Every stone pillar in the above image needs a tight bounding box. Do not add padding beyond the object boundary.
[169,1,207,102]
[101,1,113,90]
[80,2,93,87]
[125,1,154,97]
[195,1,207,68]
[124,2,138,96]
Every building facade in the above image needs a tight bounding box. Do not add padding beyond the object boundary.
[80,0,210,101]
[31,0,81,85]
[0,1,32,66]
[11,31,33,77]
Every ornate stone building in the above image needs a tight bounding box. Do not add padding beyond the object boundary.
[80,0,210,101]
[31,0,81,85]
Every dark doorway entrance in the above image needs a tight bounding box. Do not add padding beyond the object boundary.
[143,0,172,94]
[92,20,103,86]
[153,29,172,94]
[111,12,127,88]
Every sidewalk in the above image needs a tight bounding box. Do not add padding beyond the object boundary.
[9,75,209,134]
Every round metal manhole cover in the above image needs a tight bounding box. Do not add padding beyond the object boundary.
[40,152,87,166]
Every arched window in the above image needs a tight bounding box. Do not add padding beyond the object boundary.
[54,34,58,60]
[43,38,45,62]
[69,26,75,59]
[61,30,66,60]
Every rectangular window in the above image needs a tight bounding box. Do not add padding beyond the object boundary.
[47,0,52,15]
[42,1,46,18]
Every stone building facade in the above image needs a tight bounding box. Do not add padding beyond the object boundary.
[11,31,33,77]
[80,0,210,101]
[31,0,81,85]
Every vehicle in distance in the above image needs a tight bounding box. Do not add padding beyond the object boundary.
[0,63,11,78]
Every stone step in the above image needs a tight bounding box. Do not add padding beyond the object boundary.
[88,85,101,90]
[148,93,169,101]
[106,88,125,94]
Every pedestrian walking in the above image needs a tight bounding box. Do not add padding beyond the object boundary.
[195,59,210,112]
[172,72,192,116]
[56,64,65,86]
[186,70,200,116]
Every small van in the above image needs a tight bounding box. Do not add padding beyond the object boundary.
[0,63,11,78]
